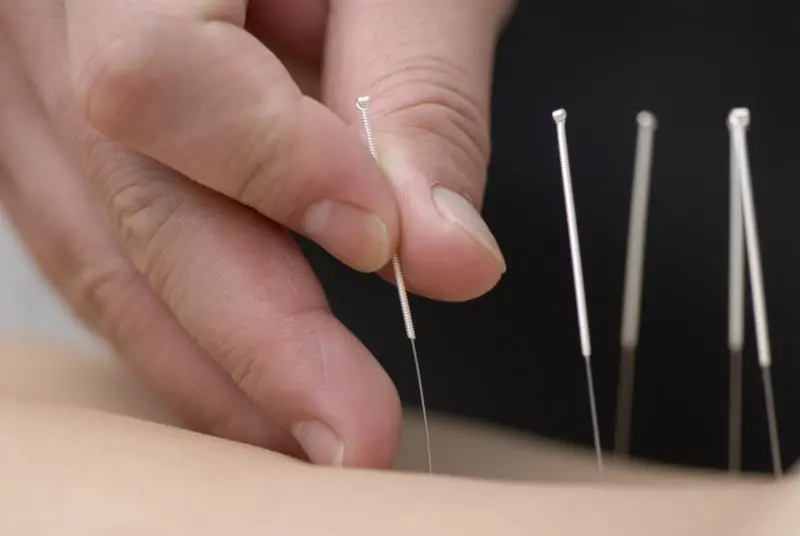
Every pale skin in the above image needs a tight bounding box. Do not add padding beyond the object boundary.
[0,336,795,535]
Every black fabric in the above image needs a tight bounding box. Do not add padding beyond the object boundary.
[304,2,800,472]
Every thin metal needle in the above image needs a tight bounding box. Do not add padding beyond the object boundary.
[410,339,432,473]
[726,114,746,473]
[762,367,781,476]
[356,96,432,474]
[585,358,603,468]
[552,108,603,472]
[728,348,744,472]
[615,111,657,457]
[729,108,783,478]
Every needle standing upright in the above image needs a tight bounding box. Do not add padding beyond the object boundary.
[552,109,603,472]
[615,111,658,457]
[728,108,782,478]
[726,114,746,473]
[356,96,432,474]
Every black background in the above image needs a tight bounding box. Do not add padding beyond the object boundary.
[304,2,800,473]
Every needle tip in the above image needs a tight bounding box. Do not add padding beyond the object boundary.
[356,96,371,111]
[552,108,567,122]
[636,110,657,129]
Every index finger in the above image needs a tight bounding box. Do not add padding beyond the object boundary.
[65,0,399,273]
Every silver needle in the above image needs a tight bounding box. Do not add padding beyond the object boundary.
[729,108,782,478]
[615,111,657,457]
[552,109,603,472]
[356,96,432,474]
[726,113,746,473]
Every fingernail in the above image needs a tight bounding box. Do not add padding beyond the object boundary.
[302,201,391,272]
[291,420,345,467]
[432,186,506,272]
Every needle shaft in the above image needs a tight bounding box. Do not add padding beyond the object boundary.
[585,358,604,472]
[552,108,603,472]
[616,111,657,457]
[614,347,636,456]
[410,339,432,473]
[727,113,746,473]
[729,108,782,478]
[728,348,743,472]
[761,366,783,477]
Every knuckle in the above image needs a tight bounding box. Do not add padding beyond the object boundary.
[231,108,304,217]
[73,31,157,136]
[368,54,492,173]
[102,164,185,293]
[224,341,269,399]
[63,248,148,341]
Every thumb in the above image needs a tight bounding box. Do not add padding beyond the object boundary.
[324,0,514,301]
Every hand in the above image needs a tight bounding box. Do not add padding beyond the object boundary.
[0,0,513,468]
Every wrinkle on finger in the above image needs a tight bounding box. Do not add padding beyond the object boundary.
[0,48,294,452]
[78,142,402,467]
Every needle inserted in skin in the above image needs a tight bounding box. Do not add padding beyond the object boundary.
[552,109,603,472]
[726,114,746,473]
[356,96,432,474]
[615,111,657,457]
[729,108,782,478]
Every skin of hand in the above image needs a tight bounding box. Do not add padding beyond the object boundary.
[0,0,514,469]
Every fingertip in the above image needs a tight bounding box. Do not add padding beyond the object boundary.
[323,331,403,469]
[376,169,505,302]
[277,312,403,469]
[430,185,506,274]
[300,198,396,273]
[293,98,400,274]
[385,228,504,303]
[340,370,404,469]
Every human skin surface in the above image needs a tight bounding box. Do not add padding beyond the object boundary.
[0,337,791,535]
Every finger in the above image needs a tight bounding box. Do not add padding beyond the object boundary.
[325,0,515,300]
[91,148,402,468]
[9,11,402,469]
[65,0,399,274]
[0,41,297,454]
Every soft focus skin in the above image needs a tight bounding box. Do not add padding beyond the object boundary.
[0,0,513,468]
[0,337,795,535]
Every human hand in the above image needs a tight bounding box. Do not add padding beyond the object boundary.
[0,0,513,468]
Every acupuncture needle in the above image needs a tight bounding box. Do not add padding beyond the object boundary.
[728,108,783,478]
[726,113,746,473]
[552,109,604,472]
[614,111,658,457]
[356,95,432,474]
